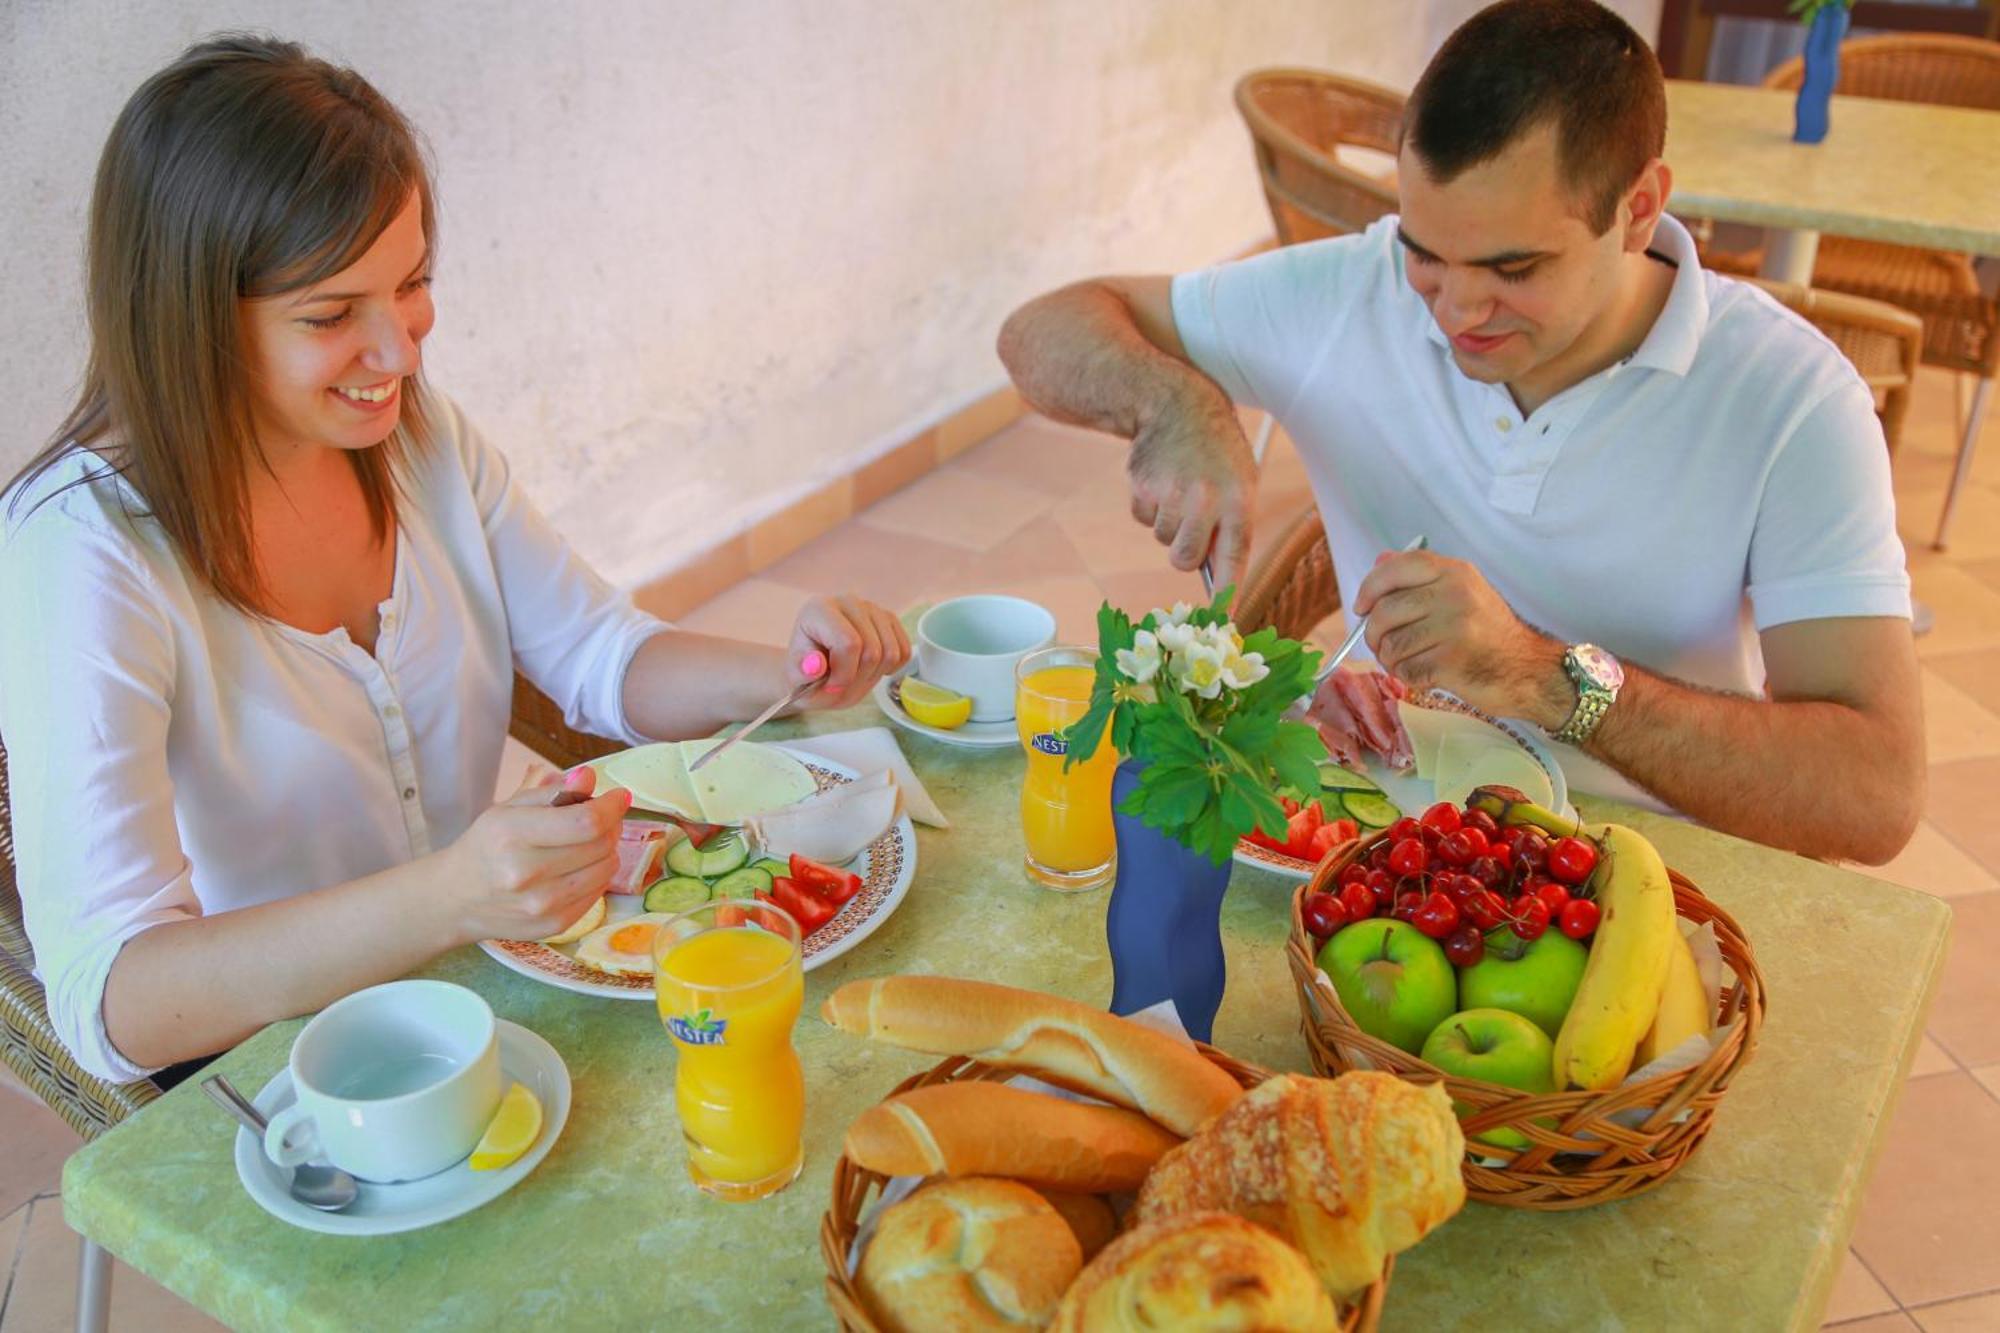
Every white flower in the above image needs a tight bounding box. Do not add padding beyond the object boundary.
[1155,620,1199,656]
[1220,647,1268,690]
[1173,637,1227,699]
[1115,629,1163,684]
[1157,601,1196,628]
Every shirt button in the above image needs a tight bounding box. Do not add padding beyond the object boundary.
[1495,417,1513,433]
[403,787,417,801]
[385,704,401,718]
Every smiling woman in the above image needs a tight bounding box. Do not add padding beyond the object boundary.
[0,34,908,1086]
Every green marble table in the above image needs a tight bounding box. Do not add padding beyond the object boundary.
[63,704,1951,1331]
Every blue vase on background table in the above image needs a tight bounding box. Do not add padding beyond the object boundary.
[1103,759,1234,1044]
[1793,3,1850,145]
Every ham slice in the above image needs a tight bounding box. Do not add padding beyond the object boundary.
[609,821,668,894]
[1310,670,1414,772]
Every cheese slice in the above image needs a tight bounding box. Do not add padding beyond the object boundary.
[679,739,818,824]
[1397,701,1456,781]
[1432,728,1556,812]
[601,743,701,817]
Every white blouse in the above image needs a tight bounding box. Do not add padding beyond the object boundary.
[0,394,669,1082]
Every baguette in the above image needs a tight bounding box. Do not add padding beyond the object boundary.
[822,976,1242,1136]
[844,1082,1181,1193]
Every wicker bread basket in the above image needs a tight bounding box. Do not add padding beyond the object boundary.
[821,1044,1393,1332]
[1286,830,1765,1210]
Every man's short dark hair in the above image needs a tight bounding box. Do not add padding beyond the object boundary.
[1404,0,1666,235]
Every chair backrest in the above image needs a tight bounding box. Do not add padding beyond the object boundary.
[1744,276,1925,457]
[1763,33,2000,110]
[1234,69,1404,244]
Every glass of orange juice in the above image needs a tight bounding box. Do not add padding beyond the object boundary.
[1015,645,1117,891]
[652,898,805,1201]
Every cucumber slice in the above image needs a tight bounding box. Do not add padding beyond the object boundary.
[711,866,774,899]
[1341,790,1401,829]
[751,858,790,879]
[694,832,749,878]
[1317,762,1383,794]
[664,837,708,878]
[642,876,711,914]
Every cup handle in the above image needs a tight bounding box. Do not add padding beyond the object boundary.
[263,1102,321,1169]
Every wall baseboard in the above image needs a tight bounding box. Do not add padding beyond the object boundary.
[631,381,1026,621]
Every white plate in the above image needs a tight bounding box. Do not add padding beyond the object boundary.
[479,756,918,998]
[232,1020,569,1236]
[1232,694,1576,883]
[872,675,1018,750]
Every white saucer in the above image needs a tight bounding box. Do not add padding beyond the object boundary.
[872,676,1018,750]
[232,1020,570,1236]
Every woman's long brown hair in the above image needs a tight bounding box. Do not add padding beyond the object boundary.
[6,33,437,615]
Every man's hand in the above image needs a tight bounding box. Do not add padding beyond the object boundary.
[1353,549,1570,724]
[1128,387,1260,589]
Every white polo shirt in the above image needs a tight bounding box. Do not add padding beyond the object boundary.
[1172,213,1910,701]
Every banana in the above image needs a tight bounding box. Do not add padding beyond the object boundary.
[1465,786,1583,839]
[1551,823,1677,1090]
[1633,924,1711,1069]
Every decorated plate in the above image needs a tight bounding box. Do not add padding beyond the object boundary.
[479,757,918,998]
[1232,692,1573,883]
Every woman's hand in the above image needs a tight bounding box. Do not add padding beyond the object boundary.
[435,766,630,944]
[788,594,911,710]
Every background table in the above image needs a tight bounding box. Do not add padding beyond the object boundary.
[64,705,1951,1331]
[1664,79,2000,282]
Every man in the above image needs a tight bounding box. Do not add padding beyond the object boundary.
[996,0,1922,863]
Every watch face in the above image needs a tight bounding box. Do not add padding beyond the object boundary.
[1572,643,1624,691]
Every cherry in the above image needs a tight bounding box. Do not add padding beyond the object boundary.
[1558,898,1601,940]
[1510,896,1552,941]
[1464,889,1509,931]
[1444,922,1486,967]
[1548,836,1599,886]
[1512,829,1550,875]
[1439,826,1491,867]
[1337,862,1370,890]
[1467,854,1508,889]
[1392,889,1425,922]
[1367,843,1393,873]
[1302,891,1347,939]
[1339,881,1376,923]
[1462,808,1501,841]
[1412,890,1461,940]
[1387,837,1429,877]
[1533,881,1572,916]
[1420,802,1463,836]
[1386,817,1421,845]
[1365,868,1396,905]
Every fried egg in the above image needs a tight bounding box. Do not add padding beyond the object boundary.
[571,912,678,977]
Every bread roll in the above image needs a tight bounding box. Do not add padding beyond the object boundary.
[1050,1211,1336,1332]
[845,1082,1180,1193]
[822,976,1242,1136]
[1136,1072,1466,1301]
[858,1178,1081,1333]
[1035,1190,1118,1262]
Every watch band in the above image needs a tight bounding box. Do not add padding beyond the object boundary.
[1552,645,1621,746]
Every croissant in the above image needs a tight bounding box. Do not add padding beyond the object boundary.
[1134,1071,1466,1301]
[1050,1211,1336,1332]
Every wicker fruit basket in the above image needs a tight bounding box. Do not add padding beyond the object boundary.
[821,1044,1393,1332]
[1286,832,1765,1210]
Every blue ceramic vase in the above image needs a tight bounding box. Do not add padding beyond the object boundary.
[1103,760,1234,1043]
[1793,5,1849,145]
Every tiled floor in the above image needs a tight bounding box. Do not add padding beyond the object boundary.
[3,369,1996,1329]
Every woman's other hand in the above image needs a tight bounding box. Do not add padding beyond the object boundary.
[437,765,630,943]
[788,594,911,710]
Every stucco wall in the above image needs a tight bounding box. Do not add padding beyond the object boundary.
[1,0,1658,588]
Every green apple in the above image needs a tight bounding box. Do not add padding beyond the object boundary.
[1458,926,1588,1038]
[1420,1008,1556,1151]
[1316,919,1457,1054]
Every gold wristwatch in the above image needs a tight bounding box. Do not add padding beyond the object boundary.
[1551,643,1623,746]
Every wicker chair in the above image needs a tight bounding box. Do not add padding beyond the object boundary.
[0,671,614,1331]
[1233,68,1404,243]
[1232,280,1925,642]
[1702,35,2000,548]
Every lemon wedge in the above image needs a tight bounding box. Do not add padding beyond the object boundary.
[469,1082,543,1171]
[539,894,606,945]
[899,678,973,730]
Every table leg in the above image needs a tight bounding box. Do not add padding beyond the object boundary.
[1760,228,1821,285]
[75,1237,111,1333]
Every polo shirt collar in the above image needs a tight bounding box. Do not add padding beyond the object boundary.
[1412,211,1710,379]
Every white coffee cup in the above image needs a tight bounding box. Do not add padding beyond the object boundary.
[263,980,504,1184]
[914,595,1058,723]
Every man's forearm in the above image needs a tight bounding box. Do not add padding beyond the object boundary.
[996,281,1226,439]
[1517,656,1923,863]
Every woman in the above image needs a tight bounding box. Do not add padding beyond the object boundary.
[0,34,908,1084]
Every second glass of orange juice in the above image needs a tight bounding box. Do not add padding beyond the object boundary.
[653,899,804,1201]
[1015,645,1117,891]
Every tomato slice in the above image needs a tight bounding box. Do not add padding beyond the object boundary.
[769,876,836,933]
[746,892,792,936]
[1308,822,1342,862]
[789,854,864,905]
[1285,803,1325,859]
